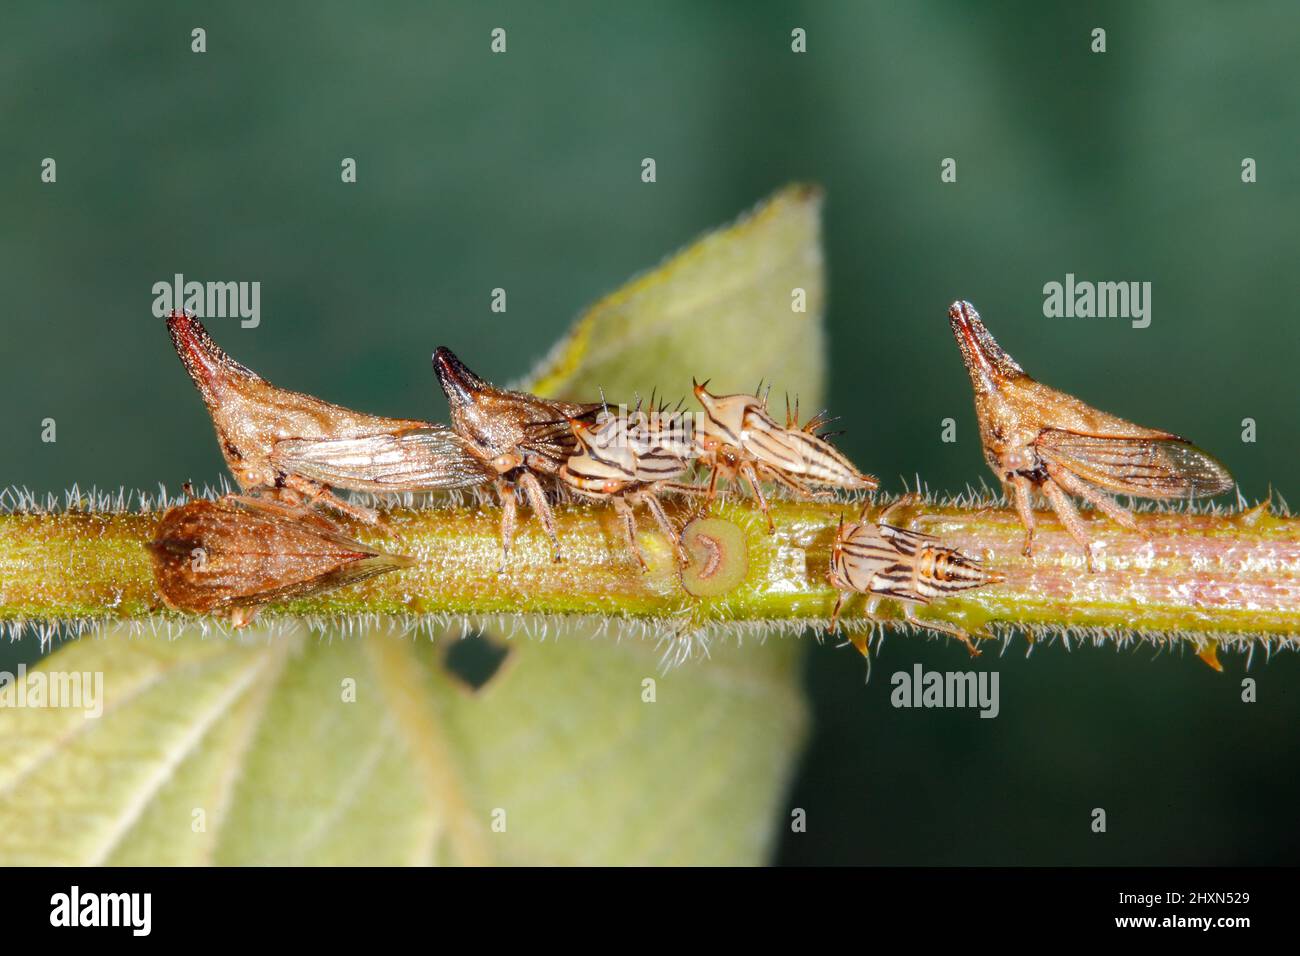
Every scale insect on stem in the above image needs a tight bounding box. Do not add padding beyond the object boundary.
[828,497,1004,657]
[947,300,1235,569]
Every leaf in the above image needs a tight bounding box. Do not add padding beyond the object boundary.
[524,183,827,409]
[0,625,805,865]
[0,184,827,865]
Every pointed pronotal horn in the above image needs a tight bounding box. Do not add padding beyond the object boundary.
[946,300,1025,384]
[431,347,489,406]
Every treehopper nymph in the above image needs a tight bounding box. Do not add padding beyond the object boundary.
[828,498,1004,657]
[432,346,602,563]
[166,311,493,526]
[148,495,415,626]
[692,381,878,530]
[947,300,1234,568]
[557,405,703,568]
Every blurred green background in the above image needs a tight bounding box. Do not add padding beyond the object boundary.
[2,1,1298,864]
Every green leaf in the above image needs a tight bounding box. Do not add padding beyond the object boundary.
[0,625,805,864]
[0,184,826,865]
[524,182,827,409]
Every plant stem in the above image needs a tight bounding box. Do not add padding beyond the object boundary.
[2,497,1297,652]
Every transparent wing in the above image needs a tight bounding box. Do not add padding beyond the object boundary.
[1036,429,1234,499]
[271,427,495,492]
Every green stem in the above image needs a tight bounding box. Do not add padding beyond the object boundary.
[2,498,1297,653]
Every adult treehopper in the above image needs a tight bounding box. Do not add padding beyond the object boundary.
[148,495,415,626]
[947,300,1234,567]
[166,311,493,525]
[432,346,602,562]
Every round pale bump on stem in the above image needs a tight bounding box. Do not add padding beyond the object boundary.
[679,517,749,598]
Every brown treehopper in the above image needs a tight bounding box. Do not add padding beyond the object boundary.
[166,312,493,525]
[148,495,415,626]
[432,347,602,562]
[828,497,1004,657]
[947,300,1234,567]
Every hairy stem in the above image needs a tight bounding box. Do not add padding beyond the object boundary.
[2,497,1297,654]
